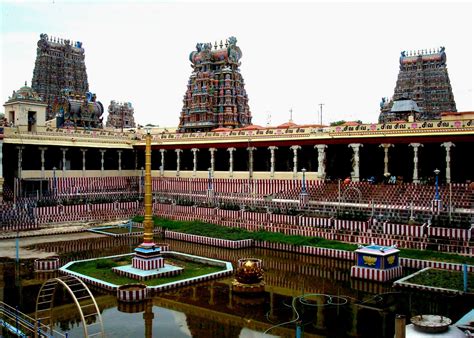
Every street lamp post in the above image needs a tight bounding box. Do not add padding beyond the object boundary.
[52,166,57,197]
[299,168,309,207]
[207,167,214,202]
[208,167,212,191]
[301,168,307,193]
[434,168,440,200]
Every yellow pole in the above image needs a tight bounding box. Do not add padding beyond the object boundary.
[142,131,154,246]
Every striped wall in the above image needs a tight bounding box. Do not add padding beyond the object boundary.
[163,230,474,273]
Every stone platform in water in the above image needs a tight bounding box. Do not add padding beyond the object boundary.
[113,264,183,281]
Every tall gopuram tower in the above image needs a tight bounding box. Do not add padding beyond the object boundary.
[32,33,90,121]
[379,47,457,123]
[178,36,252,133]
[106,101,136,129]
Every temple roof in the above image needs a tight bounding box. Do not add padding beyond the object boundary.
[390,99,421,113]
[6,82,44,103]
[277,121,298,129]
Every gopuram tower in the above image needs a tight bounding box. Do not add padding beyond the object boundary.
[379,47,457,123]
[31,34,103,128]
[106,101,136,129]
[178,37,252,132]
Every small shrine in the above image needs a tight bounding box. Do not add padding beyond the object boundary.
[232,258,265,293]
[350,244,403,282]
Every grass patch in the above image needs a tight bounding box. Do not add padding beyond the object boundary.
[96,226,143,234]
[67,255,224,286]
[399,248,474,265]
[132,215,474,265]
[406,269,474,292]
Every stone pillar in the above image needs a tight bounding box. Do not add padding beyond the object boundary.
[409,143,423,183]
[0,141,3,203]
[290,145,301,179]
[315,144,327,179]
[348,143,363,182]
[16,146,25,179]
[209,148,217,176]
[268,146,278,177]
[191,148,199,177]
[80,148,87,176]
[60,147,68,172]
[159,149,166,176]
[441,142,455,184]
[99,149,106,174]
[117,150,123,173]
[227,147,236,178]
[175,149,182,177]
[379,144,394,175]
[247,147,256,179]
[39,147,47,178]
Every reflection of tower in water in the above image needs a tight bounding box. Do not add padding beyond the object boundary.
[143,299,154,338]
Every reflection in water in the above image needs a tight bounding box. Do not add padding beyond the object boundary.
[0,236,470,337]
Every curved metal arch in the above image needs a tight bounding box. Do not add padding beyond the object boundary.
[342,186,362,204]
[35,275,104,337]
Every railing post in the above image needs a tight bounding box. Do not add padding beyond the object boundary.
[395,314,406,338]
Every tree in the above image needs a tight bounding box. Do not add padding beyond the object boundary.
[330,120,363,126]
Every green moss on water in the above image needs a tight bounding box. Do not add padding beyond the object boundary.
[406,269,474,292]
[67,255,224,286]
[131,216,474,265]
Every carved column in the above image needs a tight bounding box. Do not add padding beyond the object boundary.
[117,150,123,173]
[348,143,363,182]
[209,148,217,177]
[191,148,199,177]
[290,145,301,179]
[80,148,87,176]
[0,141,3,203]
[227,147,236,178]
[159,149,166,176]
[441,142,455,184]
[60,147,68,172]
[268,146,278,177]
[39,147,47,178]
[379,144,394,175]
[175,149,182,177]
[409,143,423,183]
[99,149,106,174]
[247,147,256,179]
[315,144,327,179]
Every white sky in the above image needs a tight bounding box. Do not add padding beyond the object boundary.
[1,0,472,127]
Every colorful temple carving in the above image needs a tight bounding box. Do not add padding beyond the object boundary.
[31,33,103,128]
[178,37,252,132]
[106,101,136,129]
[379,47,457,123]
[52,90,104,129]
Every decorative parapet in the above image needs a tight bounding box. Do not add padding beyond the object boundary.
[134,118,474,146]
[2,126,134,148]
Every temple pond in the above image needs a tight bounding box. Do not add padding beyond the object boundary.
[0,235,470,337]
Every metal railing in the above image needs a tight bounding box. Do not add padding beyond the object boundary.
[0,301,67,337]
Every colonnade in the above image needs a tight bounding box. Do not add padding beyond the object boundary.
[154,142,457,183]
[11,142,458,183]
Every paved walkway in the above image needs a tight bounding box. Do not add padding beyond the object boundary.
[0,220,127,259]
